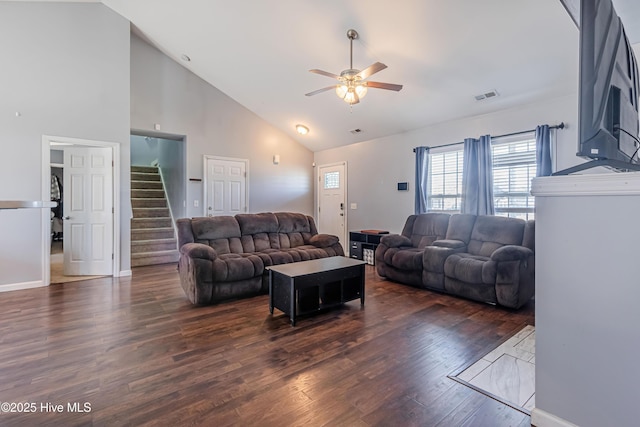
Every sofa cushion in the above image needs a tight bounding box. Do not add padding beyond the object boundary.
[383,247,424,271]
[467,216,525,257]
[213,253,264,282]
[191,216,240,240]
[444,253,496,285]
[236,212,279,235]
[408,213,450,248]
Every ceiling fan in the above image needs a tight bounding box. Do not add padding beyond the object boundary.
[305,29,403,105]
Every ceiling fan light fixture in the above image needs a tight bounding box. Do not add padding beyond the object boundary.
[295,124,310,135]
[355,83,367,99]
[336,84,349,99]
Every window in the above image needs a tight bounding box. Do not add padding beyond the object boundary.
[324,171,340,189]
[492,133,536,220]
[426,132,538,219]
[428,149,464,212]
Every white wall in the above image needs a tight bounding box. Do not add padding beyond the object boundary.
[0,2,130,287]
[314,94,579,233]
[532,174,640,427]
[130,34,314,218]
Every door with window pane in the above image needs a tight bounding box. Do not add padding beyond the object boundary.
[317,162,347,247]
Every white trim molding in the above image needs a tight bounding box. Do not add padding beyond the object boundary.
[531,408,579,427]
[0,281,46,294]
[532,172,640,197]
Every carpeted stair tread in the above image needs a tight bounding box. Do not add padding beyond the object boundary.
[131,172,161,181]
[131,165,159,173]
[131,228,175,240]
[132,198,168,208]
[132,217,173,229]
[132,180,164,190]
[131,250,179,267]
[131,238,177,253]
[132,207,171,218]
[131,189,166,198]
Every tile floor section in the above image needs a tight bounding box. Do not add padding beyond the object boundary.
[454,325,536,413]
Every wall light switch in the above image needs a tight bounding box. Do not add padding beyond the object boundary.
[193,200,199,207]
[350,203,357,209]
[154,123,161,131]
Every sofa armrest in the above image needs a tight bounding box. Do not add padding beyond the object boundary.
[179,242,218,261]
[491,245,533,262]
[431,239,466,249]
[309,233,339,248]
[380,234,412,248]
[423,244,465,273]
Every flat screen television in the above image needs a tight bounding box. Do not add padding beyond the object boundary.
[556,0,640,174]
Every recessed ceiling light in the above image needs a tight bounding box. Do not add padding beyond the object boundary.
[296,124,309,135]
[180,54,191,62]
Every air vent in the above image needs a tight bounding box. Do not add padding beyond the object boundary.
[474,90,499,101]
[350,128,363,134]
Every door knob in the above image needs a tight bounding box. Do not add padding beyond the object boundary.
[64,216,71,220]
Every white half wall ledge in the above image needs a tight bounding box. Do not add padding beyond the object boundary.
[531,408,579,427]
[0,280,45,293]
[531,172,640,197]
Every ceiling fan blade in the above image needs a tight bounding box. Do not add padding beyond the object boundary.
[305,85,337,97]
[357,62,387,80]
[366,81,403,91]
[309,69,340,79]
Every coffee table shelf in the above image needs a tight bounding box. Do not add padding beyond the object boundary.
[267,257,365,326]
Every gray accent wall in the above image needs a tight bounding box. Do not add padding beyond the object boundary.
[130,34,314,219]
[0,2,130,286]
[313,94,579,234]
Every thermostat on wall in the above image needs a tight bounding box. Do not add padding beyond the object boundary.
[397,182,409,191]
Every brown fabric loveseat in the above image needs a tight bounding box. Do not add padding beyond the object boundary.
[376,213,534,309]
[176,212,344,305]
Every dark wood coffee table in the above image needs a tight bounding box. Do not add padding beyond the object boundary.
[267,257,366,326]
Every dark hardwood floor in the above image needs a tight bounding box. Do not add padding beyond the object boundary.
[0,264,534,426]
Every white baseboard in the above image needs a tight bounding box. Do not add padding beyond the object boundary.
[118,270,132,277]
[0,280,46,293]
[531,408,578,427]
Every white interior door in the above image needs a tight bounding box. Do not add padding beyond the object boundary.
[63,146,113,275]
[318,162,347,247]
[204,156,247,216]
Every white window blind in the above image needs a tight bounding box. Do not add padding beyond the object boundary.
[492,133,536,220]
[428,149,464,212]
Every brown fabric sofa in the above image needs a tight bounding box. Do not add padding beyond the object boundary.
[376,213,535,309]
[176,212,344,305]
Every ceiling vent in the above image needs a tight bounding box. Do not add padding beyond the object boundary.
[474,90,499,101]
[350,128,363,134]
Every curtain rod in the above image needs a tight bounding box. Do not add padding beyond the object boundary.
[413,122,565,152]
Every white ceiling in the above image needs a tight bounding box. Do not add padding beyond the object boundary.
[11,0,640,152]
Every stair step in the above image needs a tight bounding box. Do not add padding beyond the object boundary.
[131,250,179,267]
[132,227,175,240]
[131,238,177,253]
[131,180,163,190]
[132,198,167,208]
[131,189,166,199]
[133,207,171,218]
[131,172,161,182]
[132,217,173,229]
[131,165,158,173]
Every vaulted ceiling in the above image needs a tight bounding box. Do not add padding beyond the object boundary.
[12,0,640,151]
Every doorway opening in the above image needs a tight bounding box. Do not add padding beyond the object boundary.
[41,136,121,286]
[129,131,186,267]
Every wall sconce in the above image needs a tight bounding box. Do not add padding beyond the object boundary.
[273,154,280,165]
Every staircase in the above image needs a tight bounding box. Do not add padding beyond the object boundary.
[130,165,179,267]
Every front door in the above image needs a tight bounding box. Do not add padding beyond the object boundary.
[63,146,113,275]
[204,156,248,216]
[317,162,347,247]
